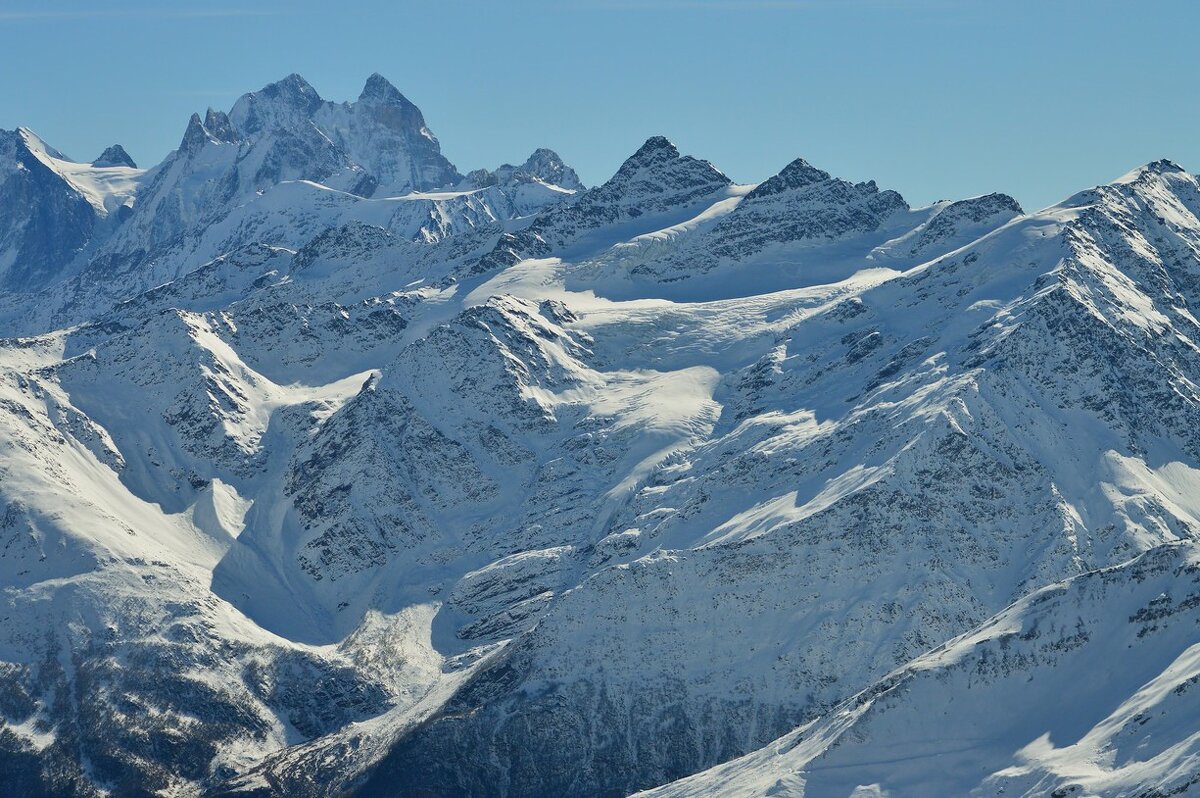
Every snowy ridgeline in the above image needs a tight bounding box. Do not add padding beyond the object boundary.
[2,74,1200,798]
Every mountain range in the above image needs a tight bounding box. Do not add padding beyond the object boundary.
[3,73,1200,798]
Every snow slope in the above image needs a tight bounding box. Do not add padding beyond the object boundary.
[637,543,1200,798]
[339,163,1200,798]
[0,128,145,291]
[1,78,1200,798]
[0,74,581,336]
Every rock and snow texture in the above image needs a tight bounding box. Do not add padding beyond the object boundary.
[0,74,582,334]
[92,144,137,169]
[0,128,142,291]
[636,543,1200,798]
[2,76,1200,798]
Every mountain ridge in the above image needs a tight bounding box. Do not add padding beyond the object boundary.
[1,73,1199,798]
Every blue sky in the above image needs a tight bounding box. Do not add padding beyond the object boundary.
[1,0,1196,210]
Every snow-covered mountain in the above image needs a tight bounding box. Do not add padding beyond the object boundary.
[636,542,1200,798]
[0,73,581,336]
[3,74,1200,798]
[0,127,142,291]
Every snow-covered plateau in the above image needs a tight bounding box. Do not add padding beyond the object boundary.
[2,74,1200,798]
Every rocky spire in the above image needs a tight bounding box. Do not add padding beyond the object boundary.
[357,72,409,106]
[745,158,831,199]
[92,144,137,169]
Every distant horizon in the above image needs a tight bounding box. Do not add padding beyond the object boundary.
[3,0,1197,212]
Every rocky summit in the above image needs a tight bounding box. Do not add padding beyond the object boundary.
[3,74,1200,798]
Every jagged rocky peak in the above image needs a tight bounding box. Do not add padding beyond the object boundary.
[1143,158,1187,176]
[154,71,463,215]
[917,193,1024,236]
[612,135,728,187]
[179,109,237,154]
[265,71,319,99]
[203,108,236,143]
[629,152,919,283]
[742,155,906,212]
[228,72,324,136]
[521,148,584,189]
[343,72,461,194]
[948,191,1022,219]
[353,71,426,123]
[901,192,1023,259]
[591,134,730,205]
[180,112,207,152]
[737,154,909,223]
[490,135,734,259]
[924,192,1023,235]
[357,71,410,105]
[626,134,679,163]
[745,157,832,198]
[92,144,137,169]
[463,148,584,191]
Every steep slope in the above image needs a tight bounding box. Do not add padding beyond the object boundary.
[3,90,1200,798]
[0,128,143,291]
[209,293,720,644]
[171,158,1200,798]
[328,162,1200,798]
[0,74,582,336]
[0,331,437,798]
[468,135,737,276]
[55,309,321,512]
[462,147,584,193]
[570,159,1022,301]
[637,542,1200,798]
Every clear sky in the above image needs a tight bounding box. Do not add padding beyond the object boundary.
[1,0,1196,211]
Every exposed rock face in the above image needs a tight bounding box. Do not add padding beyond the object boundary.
[0,75,581,334]
[694,157,910,259]
[0,129,100,290]
[3,78,1200,798]
[463,148,584,192]
[899,191,1023,259]
[638,543,1200,798]
[465,135,734,276]
[534,135,732,246]
[92,144,137,168]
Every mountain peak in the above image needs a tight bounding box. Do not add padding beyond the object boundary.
[1146,158,1186,174]
[260,72,320,103]
[92,144,136,169]
[250,73,322,112]
[745,157,832,199]
[358,72,409,106]
[461,148,584,192]
[15,126,67,160]
[180,113,207,153]
[179,109,237,154]
[228,73,323,137]
[1114,158,1190,187]
[203,108,236,143]
[521,148,583,190]
[607,135,728,190]
[626,135,679,165]
[460,146,583,192]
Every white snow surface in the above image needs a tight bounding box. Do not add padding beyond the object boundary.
[18,127,144,216]
[1,81,1200,798]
